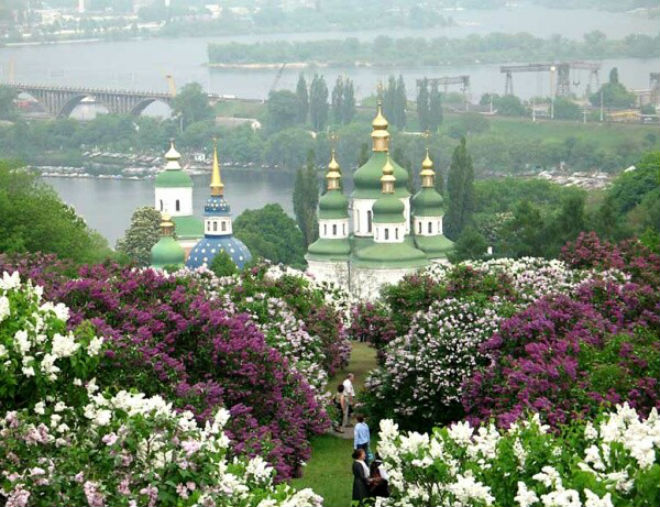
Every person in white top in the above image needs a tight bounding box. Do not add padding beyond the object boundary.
[342,373,355,427]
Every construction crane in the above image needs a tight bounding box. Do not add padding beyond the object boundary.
[165,74,176,97]
[270,63,287,92]
[500,62,599,97]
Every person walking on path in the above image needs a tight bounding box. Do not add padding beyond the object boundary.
[342,373,355,427]
[333,384,346,432]
[354,415,371,463]
[351,448,371,506]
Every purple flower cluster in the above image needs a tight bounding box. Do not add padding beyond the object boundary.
[463,279,660,429]
[0,254,329,479]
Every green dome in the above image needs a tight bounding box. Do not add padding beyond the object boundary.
[319,189,349,220]
[151,236,185,269]
[412,188,444,217]
[353,242,428,269]
[155,170,193,188]
[415,235,454,259]
[307,237,351,261]
[372,194,405,223]
[352,152,410,199]
[171,215,204,240]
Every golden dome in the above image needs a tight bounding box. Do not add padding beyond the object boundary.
[420,148,435,188]
[372,101,389,130]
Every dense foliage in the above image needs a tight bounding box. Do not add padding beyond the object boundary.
[359,235,660,433]
[0,254,351,479]
[233,204,307,269]
[0,271,323,506]
[208,32,660,66]
[377,405,660,507]
[0,161,111,264]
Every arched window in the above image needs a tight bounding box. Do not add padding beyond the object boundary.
[342,223,346,235]
[175,199,180,212]
[367,210,373,233]
[384,228,389,240]
[428,221,432,234]
[159,199,163,211]
[418,221,422,234]
[395,227,399,239]
[221,221,227,232]
[332,224,337,236]
[206,221,210,231]
[213,221,218,232]
[323,224,327,236]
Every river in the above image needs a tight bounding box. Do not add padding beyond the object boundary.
[1,4,659,103]
[43,171,300,246]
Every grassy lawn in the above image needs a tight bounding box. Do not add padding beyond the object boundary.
[291,341,378,507]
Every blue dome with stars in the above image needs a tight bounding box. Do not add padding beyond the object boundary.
[205,195,231,216]
[185,235,252,270]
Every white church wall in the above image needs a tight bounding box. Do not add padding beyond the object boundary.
[350,265,419,301]
[307,259,350,290]
[155,187,193,217]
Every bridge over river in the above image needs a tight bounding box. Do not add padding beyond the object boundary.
[1,82,258,118]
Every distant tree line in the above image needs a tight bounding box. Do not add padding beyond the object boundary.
[208,32,660,67]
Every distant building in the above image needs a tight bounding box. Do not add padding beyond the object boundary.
[306,103,453,300]
[154,140,203,255]
[185,141,252,270]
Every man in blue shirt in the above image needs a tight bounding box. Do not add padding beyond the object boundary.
[354,415,371,464]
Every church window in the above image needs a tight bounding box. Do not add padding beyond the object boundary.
[221,221,227,232]
[323,224,327,236]
[418,221,422,234]
[367,210,373,233]
[175,200,180,212]
[395,228,399,239]
[384,228,389,240]
[332,224,337,236]
[159,199,163,211]
[206,222,210,231]
[428,221,432,234]
[213,221,218,232]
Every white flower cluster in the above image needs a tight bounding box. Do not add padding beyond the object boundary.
[0,271,101,384]
[366,298,502,421]
[375,404,660,507]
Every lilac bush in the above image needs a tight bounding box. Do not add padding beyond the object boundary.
[0,256,330,479]
[463,279,660,429]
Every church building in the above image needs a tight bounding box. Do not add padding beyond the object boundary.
[306,102,453,300]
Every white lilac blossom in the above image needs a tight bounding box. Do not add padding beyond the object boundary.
[376,404,660,507]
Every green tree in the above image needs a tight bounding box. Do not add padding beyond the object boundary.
[449,225,488,262]
[417,78,430,131]
[264,128,315,169]
[0,85,18,120]
[554,97,582,120]
[341,78,356,124]
[0,161,110,264]
[444,137,475,240]
[428,81,443,132]
[497,200,545,258]
[394,75,407,130]
[295,74,309,124]
[172,82,213,130]
[115,206,162,267]
[293,151,320,248]
[233,204,306,268]
[309,74,329,132]
[209,250,238,277]
[589,67,636,108]
[267,90,298,132]
[331,75,344,125]
[494,95,526,116]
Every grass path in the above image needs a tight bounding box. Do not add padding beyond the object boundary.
[291,342,378,507]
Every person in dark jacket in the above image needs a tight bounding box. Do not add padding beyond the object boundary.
[352,448,371,505]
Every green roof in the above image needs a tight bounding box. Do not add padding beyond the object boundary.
[353,242,428,269]
[172,215,204,239]
[151,236,185,269]
[412,188,444,216]
[155,170,193,188]
[319,190,349,219]
[352,152,410,199]
[306,237,351,261]
[373,194,405,223]
[415,234,454,259]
